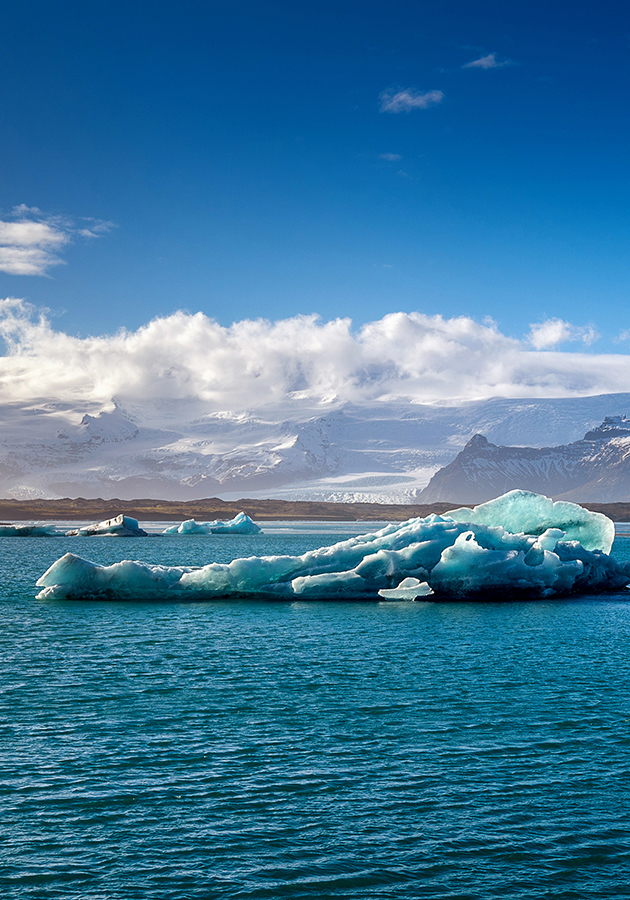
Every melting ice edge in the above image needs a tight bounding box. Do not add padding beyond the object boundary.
[35,491,630,601]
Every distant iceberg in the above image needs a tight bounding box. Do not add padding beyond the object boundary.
[36,491,630,601]
[163,512,262,535]
[65,514,148,537]
[0,523,61,537]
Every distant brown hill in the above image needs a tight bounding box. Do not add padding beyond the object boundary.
[0,496,455,523]
[0,496,629,523]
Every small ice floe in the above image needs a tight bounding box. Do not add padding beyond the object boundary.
[163,512,262,535]
[377,577,434,600]
[35,491,630,602]
[65,514,148,537]
[0,523,61,536]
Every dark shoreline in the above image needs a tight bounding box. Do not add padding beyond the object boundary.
[1,496,630,522]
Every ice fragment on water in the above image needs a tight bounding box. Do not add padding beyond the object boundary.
[65,514,148,537]
[163,512,261,534]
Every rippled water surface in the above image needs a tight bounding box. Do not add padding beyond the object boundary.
[3,526,630,899]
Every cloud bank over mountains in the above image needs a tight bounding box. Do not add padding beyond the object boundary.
[0,299,627,410]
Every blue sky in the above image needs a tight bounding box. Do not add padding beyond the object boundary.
[2,0,630,349]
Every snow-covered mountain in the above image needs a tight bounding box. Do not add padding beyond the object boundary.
[419,415,630,503]
[1,393,630,501]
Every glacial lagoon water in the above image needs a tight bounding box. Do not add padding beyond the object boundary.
[3,523,630,898]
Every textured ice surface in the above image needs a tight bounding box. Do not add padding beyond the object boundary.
[65,514,149,537]
[163,513,261,535]
[36,492,630,601]
[447,490,614,554]
[0,523,61,536]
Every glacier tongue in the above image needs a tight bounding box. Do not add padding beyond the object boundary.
[35,491,629,601]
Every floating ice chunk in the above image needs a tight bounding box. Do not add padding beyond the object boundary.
[35,491,630,602]
[0,523,61,536]
[378,578,434,600]
[66,514,148,537]
[447,490,614,554]
[37,552,193,599]
[163,512,262,535]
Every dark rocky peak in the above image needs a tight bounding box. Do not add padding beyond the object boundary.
[583,415,630,441]
[463,434,492,452]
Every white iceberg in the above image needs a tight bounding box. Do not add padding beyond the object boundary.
[377,577,434,600]
[162,512,262,535]
[65,514,148,537]
[35,491,630,601]
[0,523,61,536]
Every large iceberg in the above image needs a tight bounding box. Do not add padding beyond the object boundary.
[163,512,261,535]
[35,492,630,602]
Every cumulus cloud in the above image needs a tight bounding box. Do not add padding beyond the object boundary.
[379,152,403,161]
[528,318,599,350]
[380,89,444,113]
[463,52,511,69]
[0,206,114,276]
[0,301,627,411]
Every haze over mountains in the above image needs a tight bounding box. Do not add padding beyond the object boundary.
[2,393,630,502]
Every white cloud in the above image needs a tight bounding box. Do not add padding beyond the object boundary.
[0,301,626,410]
[380,89,444,113]
[379,153,402,161]
[528,318,599,350]
[0,207,114,276]
[463,53,511,69]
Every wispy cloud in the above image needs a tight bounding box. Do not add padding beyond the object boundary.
[463,52,512,70]
[0,206,114,276]
[379,152,402,161]
[528,318,599,350]
[380,89,444,113]
[0,301,625,408]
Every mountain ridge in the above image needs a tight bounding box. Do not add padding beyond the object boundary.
[419,415,630,503]
[2,393,630,501]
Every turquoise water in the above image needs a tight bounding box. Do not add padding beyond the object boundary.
[3,526,630,898]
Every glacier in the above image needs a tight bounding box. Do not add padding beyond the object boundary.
[163,512,262,535]
[3,394,630,503]
[35,492,630,602]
